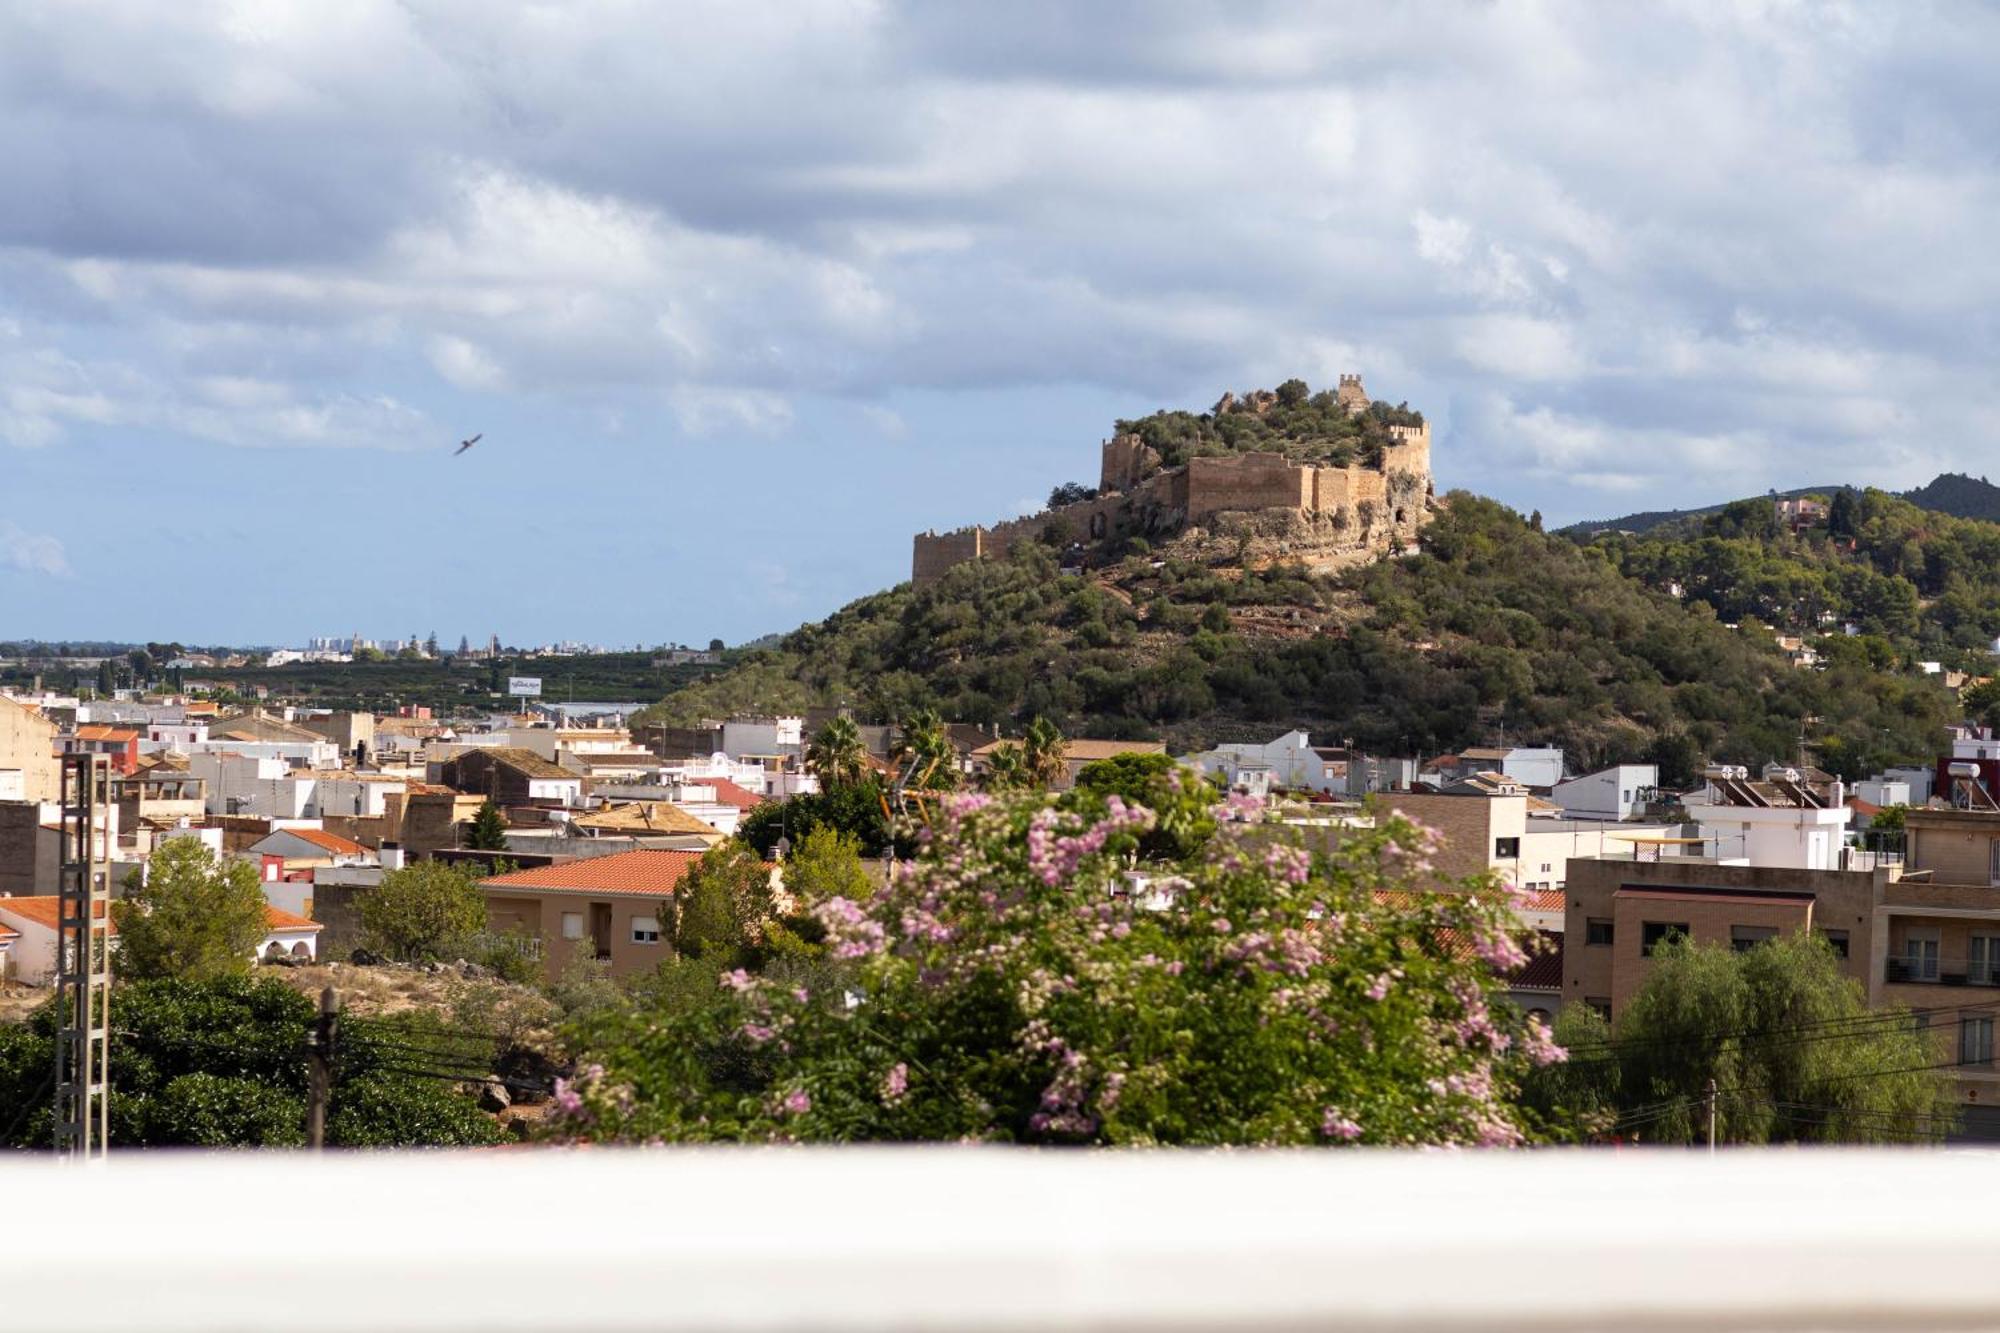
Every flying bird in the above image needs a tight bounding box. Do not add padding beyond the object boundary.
[453,433,482,456]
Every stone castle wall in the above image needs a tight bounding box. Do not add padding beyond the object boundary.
[911,398,1433,585]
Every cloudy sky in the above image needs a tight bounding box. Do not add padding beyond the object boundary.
[3,1,1994,646]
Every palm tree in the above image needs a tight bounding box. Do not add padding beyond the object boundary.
[805,716,867,789]
[897,708,961,792]
[980,742,1029,792]
[1022,716,1070,790]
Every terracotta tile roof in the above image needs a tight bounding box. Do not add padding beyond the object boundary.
[0,896,114,931]
[572,802,723,838]
[74,725,140,743]
[284,828,369,857]
[264,905,323,932]
[456,747,576,781]
[0,923,15,942]
[1507,932,1564,991]
[481,849,706,898]
[1526,888,1566,913]
[705,778,763,810]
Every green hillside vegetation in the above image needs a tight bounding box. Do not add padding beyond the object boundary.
[1592,488,2000,665]
[1903,472,2000,524]
[639,492,1954,785]
[1117,378,1424,470]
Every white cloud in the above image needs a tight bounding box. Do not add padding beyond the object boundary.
[0,521,69,576]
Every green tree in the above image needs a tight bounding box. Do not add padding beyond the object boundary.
[805,716,868,789]
[0,976,502,1148]
[782,825,871,909]
[894,708,961,793]
[1541,933,1956,1144]
[358,860,488,961]
[112,838,269,981]
[738,780,893,859]
[1022,715,1069,789]
[465,799,509,851]
[671,842,775,961]
[980,742,1030,792]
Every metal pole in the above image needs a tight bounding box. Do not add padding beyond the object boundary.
[306,986,339,1151]
[1706,1077,1718,1155]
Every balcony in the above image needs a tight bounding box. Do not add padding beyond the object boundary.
[1885,955,2000,986]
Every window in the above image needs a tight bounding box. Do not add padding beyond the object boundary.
[1973,935,2000,986]
[1961,1016,1994,1066]
[1902,929,1941,982]
[1494,837,1520,859]
[631,915,662,944]
[1585,918,1614,947]
[560,912,584,941]
[1817,928,1850,960]
[1731,925,1779,952]
[1586,998,1612,1020]
[1641,922,1689,957]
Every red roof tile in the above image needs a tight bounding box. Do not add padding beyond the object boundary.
[1507,931,1564,991]
[283,828,369,857]
[0,896,114,932]
[264,905,323,932]
[74,725,140,743]
[481,849,706,898]
[704,778,763,811]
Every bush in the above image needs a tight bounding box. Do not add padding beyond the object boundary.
[113,838,269,981]
[554,796,1561,1146]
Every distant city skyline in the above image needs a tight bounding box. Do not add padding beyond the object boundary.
[4,5,1997,642]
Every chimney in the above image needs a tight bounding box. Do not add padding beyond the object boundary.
[379,840,406,871]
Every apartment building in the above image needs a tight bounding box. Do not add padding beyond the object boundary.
[1381,789,1681,894]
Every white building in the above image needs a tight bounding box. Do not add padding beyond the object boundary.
[1499,747,1566,789]
[721,717,804,766]
[1685,767,1854,870]
[1552,765,1661,822]
[188,752,315,818]
[1186,730,1347,794]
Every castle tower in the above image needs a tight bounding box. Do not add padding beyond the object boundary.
[1335,373,1369,417]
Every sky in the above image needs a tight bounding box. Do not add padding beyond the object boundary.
[4,1,1998,646]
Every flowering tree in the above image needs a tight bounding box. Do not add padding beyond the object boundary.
[554,794,1564,1145]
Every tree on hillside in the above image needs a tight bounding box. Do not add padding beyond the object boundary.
[465,799,509,851]
[1022,716,1069,789]
[549,799,1565,1146]
[114,839,270,981]
[805,716,867,789]
[358,861,488,962]
[1048,481,1099,509]
[1534,933,1956,1144]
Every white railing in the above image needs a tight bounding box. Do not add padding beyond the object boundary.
[14,1152,2000,1328]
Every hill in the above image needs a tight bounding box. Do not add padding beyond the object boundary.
[1563,473,2000,536]
[1903,472,2000,524]
[637,490,1957,785]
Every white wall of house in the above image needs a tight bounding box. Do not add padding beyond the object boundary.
[1501,748,1567,789]
[1553,765,1660,821]
[190,753,314,818]
[310,775,406,819]
[1693,805,1853,870]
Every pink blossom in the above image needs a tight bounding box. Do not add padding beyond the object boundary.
[880,1062,910,1104]
[719,968,755,991]
[778,1088,811,1117]
[1321,1109,1363,1141]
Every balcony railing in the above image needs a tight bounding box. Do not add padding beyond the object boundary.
[1885,956,2000,986]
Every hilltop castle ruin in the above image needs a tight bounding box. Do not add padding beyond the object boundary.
[912,375,1434,585]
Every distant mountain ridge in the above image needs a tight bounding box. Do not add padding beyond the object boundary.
[1561,473,2000,535]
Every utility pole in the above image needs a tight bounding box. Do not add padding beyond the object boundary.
[1705,1077,1718,1155]
[54,753,111,1159]
[306,986,339,1150]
